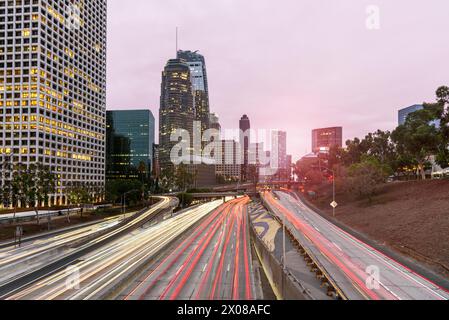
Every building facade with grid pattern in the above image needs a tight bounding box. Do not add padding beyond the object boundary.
[0,0,107,206]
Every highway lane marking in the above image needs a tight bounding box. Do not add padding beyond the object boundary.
[279,192,449,300]
[333,242,343,252]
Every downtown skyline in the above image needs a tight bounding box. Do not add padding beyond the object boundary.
[106,0,449,160]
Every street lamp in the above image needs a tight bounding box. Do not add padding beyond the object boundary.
[318,159,337,218]
[121,189,140,219]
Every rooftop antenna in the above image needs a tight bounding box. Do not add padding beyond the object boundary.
[176,27,178,57]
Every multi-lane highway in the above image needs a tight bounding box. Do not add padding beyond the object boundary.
[262,191,449,300]
[3,200,222,300]
[0,215,123,285]
[0,196,178,298]
[124,196,258,300]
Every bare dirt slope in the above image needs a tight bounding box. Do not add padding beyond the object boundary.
[311,180,449,278]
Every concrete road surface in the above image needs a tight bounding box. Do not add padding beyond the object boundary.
[124,196,258,300]
[262,191,449,300]
[3,200,221,300]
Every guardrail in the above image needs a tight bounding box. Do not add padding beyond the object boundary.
[0,208,82,225]
[248,211,311,300]
[260,194,346,300]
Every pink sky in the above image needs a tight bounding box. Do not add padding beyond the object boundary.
[107,0,449,161]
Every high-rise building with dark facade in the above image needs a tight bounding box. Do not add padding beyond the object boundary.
[312,127,343,154]
[177,50,210,135]
[159,59,194,171]
[239,115,251,181]
[106,110,155,181]
[0,0,107,207]
[271,131,288,181]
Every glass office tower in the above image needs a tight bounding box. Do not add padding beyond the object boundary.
[106,110,155,181]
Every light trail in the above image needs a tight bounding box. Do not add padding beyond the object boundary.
[262,191,449,300]
[5,200,221,300]
[125,196,256,301]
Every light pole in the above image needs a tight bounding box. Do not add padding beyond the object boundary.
[318,159,337,218]
[122,189,139,219]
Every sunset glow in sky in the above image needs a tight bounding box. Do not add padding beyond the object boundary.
[107,0,449,160]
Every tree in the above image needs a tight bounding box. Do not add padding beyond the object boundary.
[35,164,57,211]
[345,158,389,202]
[174,164,195,191]
[66,182,90,218]
[105,179,144,205]
[364,130,396,166]
[304,170,325,188]
[160,166,175,192]
[138,161,147,184]
[392,108,440,180]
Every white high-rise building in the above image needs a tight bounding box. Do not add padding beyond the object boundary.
[0,0,107,206]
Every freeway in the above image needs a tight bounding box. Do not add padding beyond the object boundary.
[4,200,222,300]
[0,196,177,298]
[262,191,449,300]
[124,196,258,300]
[0,215,122,285]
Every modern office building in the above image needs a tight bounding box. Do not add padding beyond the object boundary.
[271,131,288,181]
[312,127,343,154]
[239,115,251,181]
[0,1,107,206]
[215,140,241,182]
[177,50,210,135]
[398,105,423,126]
[398,104,441,128]
[106,110,155,181]
[159,58,194,171]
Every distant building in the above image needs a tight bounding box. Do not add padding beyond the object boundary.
[239,115,251,181]
[312,127,343,154]
[152,144,160,179]
[398,105,424,126]
[192,164,217,188]
[398,104,441,128]
[259,151,272,183]
[272,131,287,170]
[106,110,155,181]
[215,140,241,182]
[286,154,293,180]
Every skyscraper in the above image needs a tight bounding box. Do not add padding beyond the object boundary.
[106,110,155,181]
[239,115,251,181]
[0,1,107,206]
[271,130,287,180]
[177,50,210,135]
[312,127,343,154]
[159,58,194,171]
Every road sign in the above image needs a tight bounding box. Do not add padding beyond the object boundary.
[330,201,338,208]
